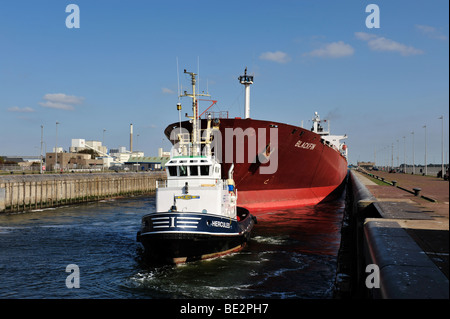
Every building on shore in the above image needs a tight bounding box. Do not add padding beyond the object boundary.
[357,161,375,170]
[70,139,108,156]
[45,152,103,171]
[124,156,170,171]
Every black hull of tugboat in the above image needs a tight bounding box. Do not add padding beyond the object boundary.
[137,209,255,264]
[138,232,249,264]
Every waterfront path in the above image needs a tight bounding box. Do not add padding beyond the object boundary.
[356,170,449,219]
[353,169,449,281]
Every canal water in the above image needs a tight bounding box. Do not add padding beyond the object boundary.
[0,193,345,299]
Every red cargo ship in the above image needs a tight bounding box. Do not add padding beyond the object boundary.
[165,69,348,212]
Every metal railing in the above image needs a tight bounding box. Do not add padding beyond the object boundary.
[156,178,235,191]
[200,111,229,119]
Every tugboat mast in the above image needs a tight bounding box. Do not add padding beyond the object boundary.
[180,69,210,156]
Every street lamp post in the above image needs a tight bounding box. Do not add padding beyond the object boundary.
[55,121,59,172]
[423,125,427,176]
[101,129,107,172]
[439,115,444,178]
[40,125,44,174]
[403,136,406,173]
[411,131,415,174]
[103,129,106,145]
[391,143,394,172]
[397,139,400,169]
[374,147,376,168]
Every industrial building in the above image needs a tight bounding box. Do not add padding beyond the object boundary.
[69,139,108,155]
[125,156,170,171]
[45,152,103,171]
[357,161,375,170]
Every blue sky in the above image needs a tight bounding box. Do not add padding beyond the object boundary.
[1,0,448,166]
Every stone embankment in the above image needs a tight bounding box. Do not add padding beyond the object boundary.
[0,172,165,213]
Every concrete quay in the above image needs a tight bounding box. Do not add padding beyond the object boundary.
[0,171,165,213]
[351,169,448,299]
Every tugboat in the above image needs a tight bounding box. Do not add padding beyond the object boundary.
[137,70,256,264]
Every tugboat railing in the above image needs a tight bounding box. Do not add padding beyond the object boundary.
[157,179,235,191]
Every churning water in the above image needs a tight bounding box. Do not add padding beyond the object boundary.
[0,194,345,299]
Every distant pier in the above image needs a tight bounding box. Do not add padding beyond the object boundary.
[0,172,165,213]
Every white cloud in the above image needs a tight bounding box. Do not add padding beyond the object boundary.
[39,101,74,110]
[415,24,448,41]
[162,87,175,94]
[39,93,84,110]
[355,32,424,56]
[304,41,354,58]
[7,106,35,113]
[259,51,291,63]
[354,32,377,41]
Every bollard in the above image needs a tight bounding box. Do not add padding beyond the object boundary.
[392,180,397,186]
[413,188,421,196]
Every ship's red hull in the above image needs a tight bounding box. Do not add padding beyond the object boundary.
[165,118,348,212]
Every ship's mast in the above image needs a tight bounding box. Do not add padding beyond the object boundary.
[239,67,253,119]
[312,112,320,133]
[181,69,210,156]
[311,111,329,135]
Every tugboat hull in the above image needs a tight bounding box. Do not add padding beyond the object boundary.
[137,210,255,264]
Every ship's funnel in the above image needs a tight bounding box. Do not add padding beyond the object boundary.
[239,68,253,119]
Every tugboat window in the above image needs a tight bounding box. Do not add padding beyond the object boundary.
[190,165,199,176]
[168,166,177,176]
[179,165,188,176]
[200,165,210,176]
